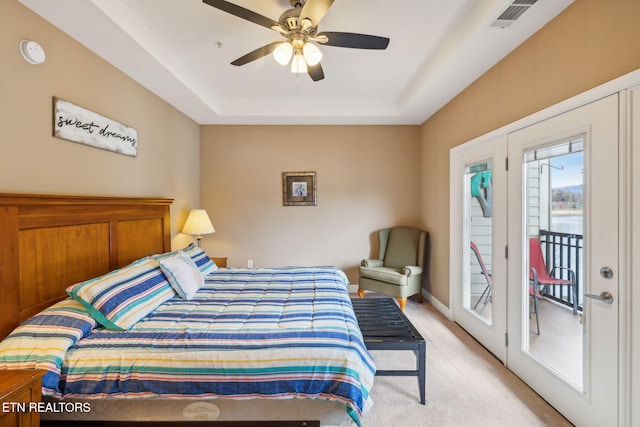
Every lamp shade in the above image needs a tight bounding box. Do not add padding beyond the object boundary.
[273,42,293,65]
[291,52,307,74]
[302,42,322,66]
[182,209,215,237]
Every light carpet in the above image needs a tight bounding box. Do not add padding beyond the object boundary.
[357,295,573,427]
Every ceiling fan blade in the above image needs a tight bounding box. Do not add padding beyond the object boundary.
[299,0,334,27]
[316,32,390,49]
[307,63,325,81]
[203,0,283,31]
[231,42,281,66]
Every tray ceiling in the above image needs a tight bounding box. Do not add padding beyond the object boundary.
[19,0,573,124]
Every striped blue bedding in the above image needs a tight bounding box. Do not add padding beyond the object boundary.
[0,266,375,425]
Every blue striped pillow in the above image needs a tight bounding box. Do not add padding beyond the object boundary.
[66,257,176,330]
[182,244,218,275]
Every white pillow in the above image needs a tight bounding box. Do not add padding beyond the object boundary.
[159,251,204,300]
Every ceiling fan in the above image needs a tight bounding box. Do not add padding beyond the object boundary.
[202,0,390,82]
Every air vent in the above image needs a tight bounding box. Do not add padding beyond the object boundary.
[491,0,538,28]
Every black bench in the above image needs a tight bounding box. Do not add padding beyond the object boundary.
[351,297,426,404]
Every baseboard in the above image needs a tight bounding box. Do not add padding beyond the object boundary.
[421,289,452,320]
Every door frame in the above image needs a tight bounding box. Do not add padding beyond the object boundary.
[448,68,640,426]
[629,85,640,427]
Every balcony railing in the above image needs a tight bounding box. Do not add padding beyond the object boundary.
[538,229,583,312]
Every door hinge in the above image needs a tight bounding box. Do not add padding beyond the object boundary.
[505,245,508,259]
[505,332,509,346]
[505,157,509,171]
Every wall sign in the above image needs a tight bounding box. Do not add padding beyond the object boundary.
[53,97,138,157]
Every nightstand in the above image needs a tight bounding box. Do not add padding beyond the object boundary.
[211,257,227,268]
[0,369,45,427]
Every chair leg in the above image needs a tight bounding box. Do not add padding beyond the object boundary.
[473,284,491,311]
[397,297,407,311]
[417,291,423,303]
[532,294,540,335]
[357,288,365,299]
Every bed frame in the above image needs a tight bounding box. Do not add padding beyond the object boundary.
[0,193,351,425]
[0,193,173,340]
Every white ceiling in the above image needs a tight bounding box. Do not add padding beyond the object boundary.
[19,0,573,125]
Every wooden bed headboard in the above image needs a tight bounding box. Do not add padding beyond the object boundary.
[0,193,173,339]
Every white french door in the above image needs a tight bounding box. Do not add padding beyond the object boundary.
[450,135,507,362]
[506,94,620,426]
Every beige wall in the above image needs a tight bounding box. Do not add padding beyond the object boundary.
[0,1,201,249]
[200,125,420,282]
[420,0,640,306]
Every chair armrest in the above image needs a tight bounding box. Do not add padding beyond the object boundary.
[402,265,423,276]
[361,259,383,268]
[550,266,576,282]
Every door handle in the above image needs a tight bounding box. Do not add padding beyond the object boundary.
[584,291,614,304]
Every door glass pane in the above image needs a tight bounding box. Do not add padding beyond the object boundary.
[524,136,584,389]
[464,160,493,324]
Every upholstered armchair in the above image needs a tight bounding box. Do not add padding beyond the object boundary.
[358,226,428,311]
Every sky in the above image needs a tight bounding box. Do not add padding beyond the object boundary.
[551,152,583,189]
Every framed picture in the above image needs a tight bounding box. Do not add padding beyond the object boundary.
[282,171,317,206]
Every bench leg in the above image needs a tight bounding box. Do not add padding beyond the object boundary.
[418,341,426,404]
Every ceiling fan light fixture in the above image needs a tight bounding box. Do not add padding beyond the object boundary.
[291,52,307,74]
[302,42,322,66]
[204,0,390,83]
[273,42,294,65]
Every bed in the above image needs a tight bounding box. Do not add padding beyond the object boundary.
[0,194,375,426]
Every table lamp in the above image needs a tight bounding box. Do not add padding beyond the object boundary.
[182,209,215,247]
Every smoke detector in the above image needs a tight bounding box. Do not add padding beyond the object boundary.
[20,40,46,64]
